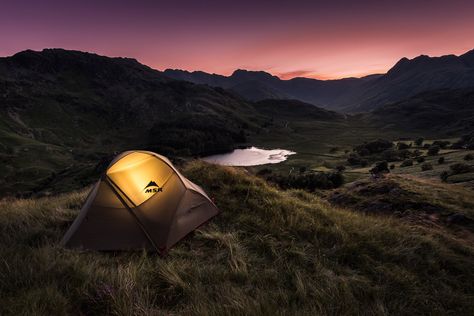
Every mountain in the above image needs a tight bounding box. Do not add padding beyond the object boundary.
[348,50,474,112]
[0,49,263,195]
[164,68,374,108]
[0,49,345,196]
[164,49,474,112]
[369,87,474,134]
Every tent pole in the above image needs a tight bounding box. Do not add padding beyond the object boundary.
[104,176,161,253]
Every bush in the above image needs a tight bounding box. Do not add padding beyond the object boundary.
[438,157,445,164]
[414,137,424,146]
[440,171,449,182]
[390,164,395,170]
[451,133,474,149]
[370,161,390,175]
[464,154,474,161]
[257,168,272,176]
[397,142,410,150]
[400,159,413,167]
[381,149,401,162]
[450,163,473,175]
[432,140,450,149]
[416,156,425,163]
[421,163,433,171]
[347,153,368,167]
[427,145,440,156]
[398,149,412,160]
[336,165,346,172]
[354,139,393,156]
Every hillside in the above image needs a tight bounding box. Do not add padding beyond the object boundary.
[165,49,474,112]
[369,88,474,134]
[1,161,473,315]
[0,49,265,195]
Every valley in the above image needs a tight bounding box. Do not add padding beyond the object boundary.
[0,48,473,315]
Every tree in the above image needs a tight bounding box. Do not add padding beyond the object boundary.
[397,142,410,150]
[414,137,424,146]
[336,165,346,172]
[440,171,449,182]
[428,145,440,156]
[370,161,390,175]
[400,159,413,167]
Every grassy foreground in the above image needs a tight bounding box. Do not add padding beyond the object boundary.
[1,161,473,315]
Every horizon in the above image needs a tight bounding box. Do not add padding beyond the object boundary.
[1,0,474,80]
[3,47,473,81]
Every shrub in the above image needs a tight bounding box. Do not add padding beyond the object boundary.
[421,163,433,171]
[450,163,473,175]
[347,153,368,166]
[400,159,413,167]
[438,157,445,164]
[256,168,272,176]
[428,145,440,156]
[299,166,307,174]
[432,140,450,149]
[397,142,410,150]
[390,164,395,170]
[336,165,346,172]
[451,133,474,149]
[370,161,390,175]
[354,139,393,156]
[414,137,424,146]
[440,171,449,182]
[464,153,474,161]
[381,149,400,162]
[416,156,425,163]
[398,149,413,160]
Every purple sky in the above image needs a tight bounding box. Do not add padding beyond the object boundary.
[1,0,473,79]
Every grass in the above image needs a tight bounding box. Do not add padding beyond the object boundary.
[1,161,473,315]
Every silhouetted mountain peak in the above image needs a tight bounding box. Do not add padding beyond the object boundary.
[3,48,167,83]
[230,69,279,82]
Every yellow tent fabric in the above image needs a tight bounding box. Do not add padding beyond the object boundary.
[61,151,219,254]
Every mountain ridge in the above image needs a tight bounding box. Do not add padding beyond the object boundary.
[165,49,474,112]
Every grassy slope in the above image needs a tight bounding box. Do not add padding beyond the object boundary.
[1,162,473,315]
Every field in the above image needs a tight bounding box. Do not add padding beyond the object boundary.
[1,161,473,315]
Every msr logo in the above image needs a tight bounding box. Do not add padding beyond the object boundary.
[143,181,163,194]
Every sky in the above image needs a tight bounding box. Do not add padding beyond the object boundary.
[1,0,473,79]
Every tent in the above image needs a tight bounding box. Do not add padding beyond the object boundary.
[62,150,219,254]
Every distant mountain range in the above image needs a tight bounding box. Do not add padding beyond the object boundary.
[165,49,474,112]
[1,48,473,194]
[0,49,342,195]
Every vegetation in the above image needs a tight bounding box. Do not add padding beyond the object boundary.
[420,163,433,171]
[260,170,344,191]
[1,162,474,315]
[427,145,440,156]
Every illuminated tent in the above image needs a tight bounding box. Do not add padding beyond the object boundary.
[62,151,219,254]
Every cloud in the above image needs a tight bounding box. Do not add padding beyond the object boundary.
[276,70,316,80]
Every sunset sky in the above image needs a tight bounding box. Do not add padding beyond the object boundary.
[1,0,473,79]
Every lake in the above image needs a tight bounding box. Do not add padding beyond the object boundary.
[202,146,296,166]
